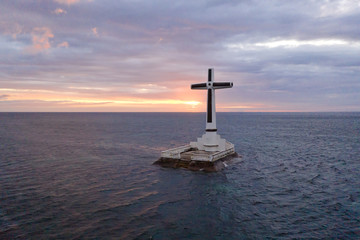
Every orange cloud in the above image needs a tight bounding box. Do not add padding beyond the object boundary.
[92,27,98,37]
[54,0,81,5]
[57,41,69,48]
[54,0,93,5]
[0,87,202,112]
[53,8,67,14]
[27,27,54,53]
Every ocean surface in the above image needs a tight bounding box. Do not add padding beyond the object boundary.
[0,112,359,239]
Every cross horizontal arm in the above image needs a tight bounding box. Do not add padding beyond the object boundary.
[213,82,233,89]
[191,83,207,89]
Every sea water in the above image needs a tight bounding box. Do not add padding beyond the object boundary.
[0,112,359,239]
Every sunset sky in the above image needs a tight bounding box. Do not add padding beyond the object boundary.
[1,0,359,112]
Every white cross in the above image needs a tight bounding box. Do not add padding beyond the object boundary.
[191,68,233,132]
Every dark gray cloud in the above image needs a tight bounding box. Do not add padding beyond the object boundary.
[0,94,10,99]
[0,0,359,111]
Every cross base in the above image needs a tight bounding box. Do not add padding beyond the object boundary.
[190,132,227,152]
[155,141,239,171]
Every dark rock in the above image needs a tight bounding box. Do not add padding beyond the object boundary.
[153,152,239,172]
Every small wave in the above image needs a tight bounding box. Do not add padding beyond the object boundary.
[0,209,19,233]
[308,174,321,184]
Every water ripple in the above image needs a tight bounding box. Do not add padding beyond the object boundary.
[1,112,359,239]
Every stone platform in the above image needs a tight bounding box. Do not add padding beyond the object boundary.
[153,142,240,172]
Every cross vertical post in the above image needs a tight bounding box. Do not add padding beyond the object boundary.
[207,68,216,132]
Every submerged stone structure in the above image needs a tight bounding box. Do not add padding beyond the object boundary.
[154,68,239,172]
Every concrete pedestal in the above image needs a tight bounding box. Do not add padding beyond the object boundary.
[154,141,240,172]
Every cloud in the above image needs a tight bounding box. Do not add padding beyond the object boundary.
[54,0,93,6]
[91,27,98,37]
[53,8,67,15]
[319,0,360,17]
[0,0,359,111]
[54,0,81,5]
[227,39,355,50]
[0,95,10,100]
[57,41,69,48]
[0,21,22,39]
[26,27,54,54]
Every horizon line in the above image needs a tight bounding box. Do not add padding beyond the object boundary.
[0,111,359,114]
